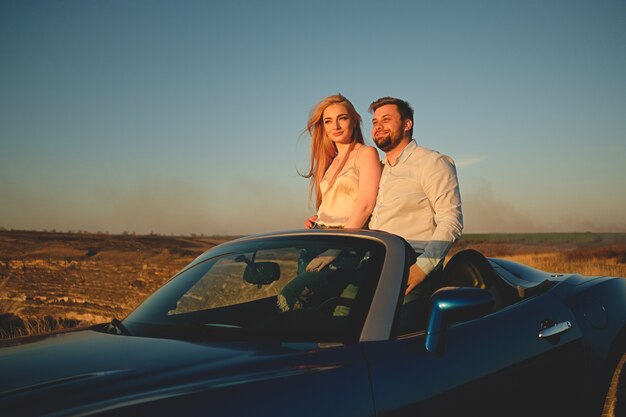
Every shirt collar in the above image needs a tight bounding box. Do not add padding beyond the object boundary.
[383,139,417,166]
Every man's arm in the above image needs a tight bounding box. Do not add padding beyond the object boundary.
[414,154,463,278]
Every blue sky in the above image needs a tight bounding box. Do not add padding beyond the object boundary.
[1,0,625,235]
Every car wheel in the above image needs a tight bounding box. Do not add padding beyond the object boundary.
[602,352,626,417]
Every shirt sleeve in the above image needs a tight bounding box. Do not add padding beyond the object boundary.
[415,154,463,275]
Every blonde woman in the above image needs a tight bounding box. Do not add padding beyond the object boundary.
[302,93,381,232]
[278,94,381,312]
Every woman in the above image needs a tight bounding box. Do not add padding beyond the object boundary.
[303,94,381,231]
[277,94,381,312]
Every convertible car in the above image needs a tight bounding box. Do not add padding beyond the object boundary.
[1,229,625,417]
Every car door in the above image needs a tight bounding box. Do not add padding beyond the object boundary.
[363,291,586,417]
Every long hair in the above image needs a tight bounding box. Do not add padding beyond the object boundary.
[302,94,364,209]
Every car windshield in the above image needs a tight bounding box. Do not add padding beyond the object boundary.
[122,236,385,343]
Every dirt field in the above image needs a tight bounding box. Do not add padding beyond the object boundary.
[0,230,233,337]
[1,230,625,338]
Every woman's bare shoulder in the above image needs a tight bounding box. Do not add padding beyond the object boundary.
[356,145,381,161]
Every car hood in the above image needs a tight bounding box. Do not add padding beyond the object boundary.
[0,329,315,416]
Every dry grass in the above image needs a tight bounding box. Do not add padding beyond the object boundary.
[1,230,625,339]
[0,230,229,339]
[502,252,626,277]
[450,233,626,277]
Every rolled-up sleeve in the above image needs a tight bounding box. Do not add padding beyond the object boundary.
[415,155,463,275]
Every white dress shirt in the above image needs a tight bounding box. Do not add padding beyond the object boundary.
[369,140,463,275]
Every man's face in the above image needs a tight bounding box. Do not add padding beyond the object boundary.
[371,104,408,152]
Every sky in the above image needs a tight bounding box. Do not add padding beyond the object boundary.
[1,0,625,235]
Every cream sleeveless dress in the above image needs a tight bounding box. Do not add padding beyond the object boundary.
[315,149,361,228]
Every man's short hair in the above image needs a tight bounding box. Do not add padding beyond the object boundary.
[369,97,414,137]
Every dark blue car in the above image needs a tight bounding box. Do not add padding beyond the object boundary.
[1,230,625,416]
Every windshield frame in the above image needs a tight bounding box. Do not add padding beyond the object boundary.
[123,234,388,343]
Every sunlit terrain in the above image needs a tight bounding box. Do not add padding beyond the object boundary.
[1,230,625,339]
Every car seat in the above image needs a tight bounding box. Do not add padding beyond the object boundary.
[441,249,517,311]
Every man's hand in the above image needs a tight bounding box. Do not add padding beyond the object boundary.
[405,264,427,295]
[305,249,341,272]
[304,215,318,229]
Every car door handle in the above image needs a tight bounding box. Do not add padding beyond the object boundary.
[538,321,571,339]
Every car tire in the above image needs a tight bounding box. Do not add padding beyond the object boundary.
[602,352,626,417]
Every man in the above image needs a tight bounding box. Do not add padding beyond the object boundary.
[368,96,463,297]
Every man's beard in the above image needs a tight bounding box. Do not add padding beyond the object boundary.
[374,134,393,152]
[374,131,403,152]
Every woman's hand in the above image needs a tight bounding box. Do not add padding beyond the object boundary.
[304,215,318,229]
[305,249,341,272]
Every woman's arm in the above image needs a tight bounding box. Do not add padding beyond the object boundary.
[305,147,381,272]
[343,146,382,229]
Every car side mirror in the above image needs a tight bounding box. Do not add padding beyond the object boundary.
[243,262,281,288]
[425,287,494,355]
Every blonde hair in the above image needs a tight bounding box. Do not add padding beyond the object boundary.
[302,94,364,209]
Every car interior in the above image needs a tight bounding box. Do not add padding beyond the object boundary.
[395,249,522,336]
[151,246,385,343]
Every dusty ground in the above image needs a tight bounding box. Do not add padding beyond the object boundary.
[1,230,625,338]
[0,230,233,336]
